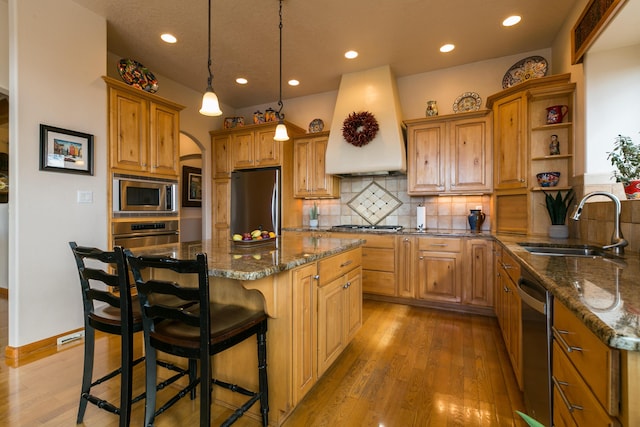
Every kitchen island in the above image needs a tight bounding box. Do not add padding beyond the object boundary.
[128,234,365,426]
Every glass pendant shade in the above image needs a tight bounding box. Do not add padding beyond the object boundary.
[199,87,222,116]
[274,120,289,141]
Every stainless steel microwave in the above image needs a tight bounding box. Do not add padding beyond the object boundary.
[113,175,177,214]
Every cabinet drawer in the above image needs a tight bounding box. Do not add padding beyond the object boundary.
[553,301,619,415]
[417,237,461,252]
[552,341,619,426]
[360,234,395,248]
[362,248,395,272]
[318,249,361,286]
[499,249,521,284]
[362,271,396,296]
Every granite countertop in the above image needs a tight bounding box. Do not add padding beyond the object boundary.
[127,234,365,281]
[495,234,640,352]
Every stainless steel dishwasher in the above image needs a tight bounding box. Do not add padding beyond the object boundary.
[518,268,553,427]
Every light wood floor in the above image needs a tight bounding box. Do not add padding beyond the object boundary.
[0,297,526,426]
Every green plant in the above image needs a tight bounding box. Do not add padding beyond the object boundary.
[310,202,318,220]
[607,134,640,186]
[515,411,546,427]
[543,189,575,225]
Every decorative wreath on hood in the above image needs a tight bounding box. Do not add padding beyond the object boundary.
[342,111,379,147]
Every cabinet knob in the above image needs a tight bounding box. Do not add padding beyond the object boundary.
[313,275,320,280]
[343,281,351,289]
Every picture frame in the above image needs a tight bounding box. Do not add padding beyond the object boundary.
[39,124,94,175]
[182,166,202,207]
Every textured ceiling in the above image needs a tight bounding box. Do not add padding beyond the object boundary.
[72,0,581,109]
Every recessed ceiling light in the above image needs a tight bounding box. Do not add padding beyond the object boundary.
[288,79,299,86]
[439,44,455,53]
[502,15,522,27]
[344,50,358,59]
[236,77,248,84]
[160,33,177,44]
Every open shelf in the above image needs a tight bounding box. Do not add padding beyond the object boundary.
[531,186,573,192]
[531,154,573,161]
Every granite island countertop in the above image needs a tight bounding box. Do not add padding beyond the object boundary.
[126,234,365,281]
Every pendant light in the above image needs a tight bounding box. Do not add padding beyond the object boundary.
[273,0,289,141]
[199,0,222,116]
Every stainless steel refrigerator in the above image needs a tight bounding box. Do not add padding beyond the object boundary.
[230,167,280,237]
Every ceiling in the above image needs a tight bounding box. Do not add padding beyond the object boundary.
[72,0,581,109]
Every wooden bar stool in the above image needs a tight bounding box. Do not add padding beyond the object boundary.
[126,251,269,427]
[69,243,193,427]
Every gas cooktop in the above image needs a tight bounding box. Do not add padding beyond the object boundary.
[331,224,404,233]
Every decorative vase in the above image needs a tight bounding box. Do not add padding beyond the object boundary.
[425,100,438,117]
[467,209,485,232]
[623,180,640,199]
[548,224,569,239]
[309,219,319,228]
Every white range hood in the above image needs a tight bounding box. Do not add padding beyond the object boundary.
[325,65,407,177]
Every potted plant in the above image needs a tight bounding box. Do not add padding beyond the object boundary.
[543,189,575,239]
[607,134,640,199]
[309,202,319,228]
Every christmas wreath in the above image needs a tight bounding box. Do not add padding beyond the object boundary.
[342,111,379,147]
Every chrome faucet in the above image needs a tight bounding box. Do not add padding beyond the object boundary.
[571,191,628,255]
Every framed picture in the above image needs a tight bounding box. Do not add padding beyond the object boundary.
[182,166,202,207]
[39,124,94,175]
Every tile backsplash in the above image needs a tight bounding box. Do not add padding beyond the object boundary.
[301,175,492,231]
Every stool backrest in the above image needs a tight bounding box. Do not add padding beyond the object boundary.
[69,242,134,336]
[126,252,210,358]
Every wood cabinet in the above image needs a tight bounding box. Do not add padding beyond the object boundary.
[415,237,462,304]
[292,262,318,404]
[104,76,183,178]
[405,110,492,195]
[210,121,305,243]
[317,249,362,376]
[463,238,494,308]
[486,73,575,235]
[293,131,340,199]
[495,246,522,388]
[552,300,620,426]
[396,235,415,298]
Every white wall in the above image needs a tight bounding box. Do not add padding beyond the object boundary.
[1,0,8,290]
[584,44,640,178]
[9,0,107,347]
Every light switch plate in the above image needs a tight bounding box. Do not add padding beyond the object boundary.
[77,190,93,204]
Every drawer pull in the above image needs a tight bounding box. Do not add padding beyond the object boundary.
[343,281,351,289]
[503,286,510,293]
[429,243,448,247]
[340,260,353,268]
[552,376,584,413]
[552,326,583,353]
[501,262,513,269]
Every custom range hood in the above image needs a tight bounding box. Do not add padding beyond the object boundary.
[326,65,407,177]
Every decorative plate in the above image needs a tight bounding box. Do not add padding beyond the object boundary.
[308,118,324,133]
[502,56,548,89]
[117,58,159,93]
[453,92,482,113]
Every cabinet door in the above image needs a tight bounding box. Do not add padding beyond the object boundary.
[344,267,362,342]
[255,128,280,167]
[450,116,491,192]
[293,138,312,197]
[463,239,494,307]
[149,102,180,176]
[506,276,522,388]
[416,250,461,303]
[231,130,256,169]
[494,94,526,189]
[212,178,230,245]
[397,236,414,298]
[213,134,232,178]
[292,263,318,403]
[407,122,446,194]
[317,275,346,376]
[109,87,149,173]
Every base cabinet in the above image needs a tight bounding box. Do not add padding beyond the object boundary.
[292,263,318,404]
[463,238,494,307]
[415,237,462,304]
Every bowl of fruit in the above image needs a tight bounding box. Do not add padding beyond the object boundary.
[232,229,276,246]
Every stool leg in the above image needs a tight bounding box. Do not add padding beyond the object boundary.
[143,341,158,427]
[257,322,269,427]
[189,359,197,400]
[119,327,134,427]
[77,325,95,424]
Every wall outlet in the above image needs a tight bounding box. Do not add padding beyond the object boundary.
[77,190,93,204]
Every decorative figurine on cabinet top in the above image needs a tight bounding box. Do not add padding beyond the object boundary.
[425,100,438,117]
[549,134,560,155]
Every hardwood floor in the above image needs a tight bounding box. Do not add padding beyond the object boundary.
[0,297,526,426]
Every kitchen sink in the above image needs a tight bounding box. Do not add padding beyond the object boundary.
[518,243,613,258]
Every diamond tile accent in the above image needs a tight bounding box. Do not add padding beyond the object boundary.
[347,181,402,224]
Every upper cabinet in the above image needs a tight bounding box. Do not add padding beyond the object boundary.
[405,110,492,195]
[486,73,576,235]
[104,76,184,178]
[293,131,340,199]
